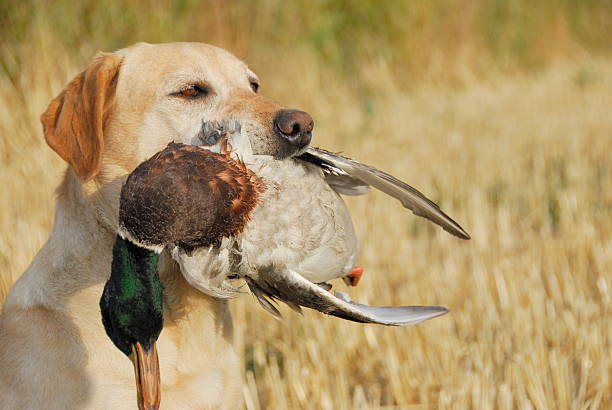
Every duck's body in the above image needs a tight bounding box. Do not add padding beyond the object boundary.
[179,156,358,295]
[242,157,358,283]
[173,122,457,323]
[178,120,470,301]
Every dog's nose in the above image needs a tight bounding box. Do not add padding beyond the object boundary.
[273,109,314,148]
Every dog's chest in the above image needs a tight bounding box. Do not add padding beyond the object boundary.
[65,283,241,409]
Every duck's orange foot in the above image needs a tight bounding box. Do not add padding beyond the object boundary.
[343,266,364,287]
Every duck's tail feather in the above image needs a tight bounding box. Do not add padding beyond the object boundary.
[247,267,448,326]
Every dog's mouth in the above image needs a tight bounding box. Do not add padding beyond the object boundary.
[194,119,242,148]
[194,119,309,161]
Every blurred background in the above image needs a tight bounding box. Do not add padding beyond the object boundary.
[1,1,610,408]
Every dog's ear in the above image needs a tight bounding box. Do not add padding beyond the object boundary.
[41,52,122,182]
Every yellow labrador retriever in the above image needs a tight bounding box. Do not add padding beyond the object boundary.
[0,42,313,409]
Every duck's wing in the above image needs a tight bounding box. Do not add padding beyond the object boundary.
[246,267,448,326]
[297,147,471,240]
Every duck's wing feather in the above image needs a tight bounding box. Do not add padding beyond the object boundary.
[298,147,471,240]
[246,267,448,326]
[297,150,371,196]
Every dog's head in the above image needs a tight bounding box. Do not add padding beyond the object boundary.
[41,42,313,188]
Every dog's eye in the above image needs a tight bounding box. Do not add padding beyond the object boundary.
[250,82,259,93]
[176,85,207,98]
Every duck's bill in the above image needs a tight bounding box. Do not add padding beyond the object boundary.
[246,267,449,326]
[130,342,161,410]
[297,147,471,240]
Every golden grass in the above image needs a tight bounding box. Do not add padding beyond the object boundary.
[232,60,612,409]
[1,2,611,408]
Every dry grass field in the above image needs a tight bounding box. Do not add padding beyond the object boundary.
[1,1,611,409]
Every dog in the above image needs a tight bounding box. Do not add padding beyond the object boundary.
[0,42,310,409]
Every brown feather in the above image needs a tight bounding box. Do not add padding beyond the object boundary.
[119,142,265,251]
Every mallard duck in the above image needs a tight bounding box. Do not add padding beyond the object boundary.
[100,142,264,410]
[176,120,468,320]
[102,124,470,408]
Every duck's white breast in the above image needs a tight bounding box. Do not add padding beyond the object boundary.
[240,158,358,283]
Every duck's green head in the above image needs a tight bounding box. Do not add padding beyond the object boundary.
[100,235,163,410]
